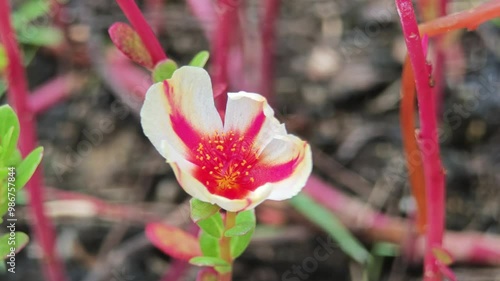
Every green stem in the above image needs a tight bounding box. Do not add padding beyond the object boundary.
[219,211,237,281]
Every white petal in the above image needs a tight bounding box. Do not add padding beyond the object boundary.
[208,184,275,212]
[224,92,286,151]
[140,66,223,159]
[261,135,313,200]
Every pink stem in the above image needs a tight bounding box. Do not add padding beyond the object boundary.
[395,1,446,280]
[304,176,500,265]
[29,75,79,114]
[0,2,67,281]
[47,187,162,223]
[186,0,217,39]
[103,50,152,113]
[260,0,280,105]
[212,0,240,110]
[115,0,167,65]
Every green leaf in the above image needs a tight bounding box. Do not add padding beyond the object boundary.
[190,198,220,223]
[225,222,254,237]
[372,242,399,257]
[15,147,43,190]
[190,256,231,274]
[6,150,22,168]
[230,228,254,259]
[18,26,63,47]
[108,22,154,69]
[152,59,178,82]
[12,0,50,27]
[225,210,256,237]
[290,194,371,264]
[197,212,224,239]
[189,51,210,67]
[0,127,15,162]
[0,232,29,259]
[0,105,20,162]
[199,231,220,258]
[189,256,229,267]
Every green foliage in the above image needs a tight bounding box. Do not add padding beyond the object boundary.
[366,242,399,281]
[197,212,224,239]
[225,210,255,237]
[189,51,210,68]
[189,256,231,273]
[290,194,371,264]
[199,231,220,258]
[11,0,63,47]
[11,0,51,26]
[227,210,256,258]
[190,198,220,223]
[230,227,254,259]
[14,147,43,190]
[0,105,44,260]
[0,105,20,165]
[17,26,63,47]
[0,232,29,259]
[152,59,179,82]
[1,0,64,97]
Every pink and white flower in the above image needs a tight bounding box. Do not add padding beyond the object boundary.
[141,66,312,211]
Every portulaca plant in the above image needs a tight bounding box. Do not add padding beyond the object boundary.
[140,66,312,279]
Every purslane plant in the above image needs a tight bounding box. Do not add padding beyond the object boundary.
[140,66,312,278]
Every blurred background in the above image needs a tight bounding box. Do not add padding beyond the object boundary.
[1,0,500,280]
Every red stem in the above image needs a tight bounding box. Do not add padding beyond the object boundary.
[260,0,280,105]
[29,74,80,114]
[115,0,167,65]
[419,0,500,36]
[212,0,240,110]
[395,0,446,280]
[304,176,500,265]
[0,2,67,281]
[47,187,162,223]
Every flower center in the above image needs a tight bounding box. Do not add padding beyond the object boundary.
[193,131,258,199]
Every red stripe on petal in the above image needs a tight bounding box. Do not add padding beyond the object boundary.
[163,80,203,152]
[244,109,266,142]
[248,154,303,191]
[170,112,203,150]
